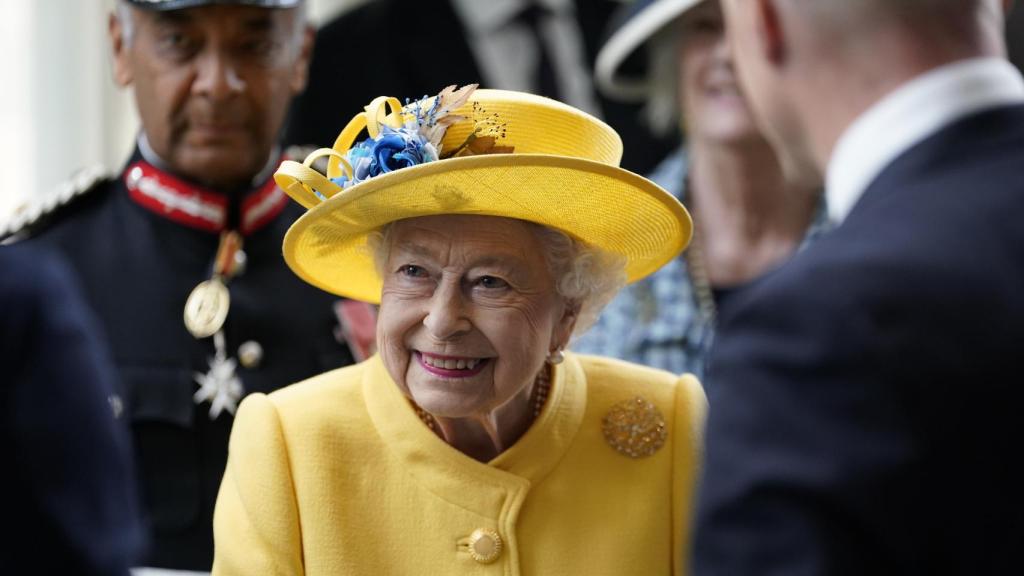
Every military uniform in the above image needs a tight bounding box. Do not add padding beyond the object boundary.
[2,146,358,570]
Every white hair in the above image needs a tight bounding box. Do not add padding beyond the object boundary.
[529,224,628,337]
[368,220,627,339]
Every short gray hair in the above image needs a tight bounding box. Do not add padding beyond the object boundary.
[782,0,995,46]
[368,220,627,338]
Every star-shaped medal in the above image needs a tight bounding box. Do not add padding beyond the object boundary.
[193,332,244,419]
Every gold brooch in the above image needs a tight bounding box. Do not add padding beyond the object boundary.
[601,396,668,458]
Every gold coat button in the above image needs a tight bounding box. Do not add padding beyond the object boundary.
[467,528,502,564]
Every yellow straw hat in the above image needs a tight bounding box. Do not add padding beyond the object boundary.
[275,86,692,303]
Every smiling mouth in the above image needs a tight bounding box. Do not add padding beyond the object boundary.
[416,351,490,377]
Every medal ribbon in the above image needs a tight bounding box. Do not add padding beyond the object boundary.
[213,230,244,281]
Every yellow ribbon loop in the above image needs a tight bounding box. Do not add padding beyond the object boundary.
[363,96,406,138]
[330,113,368,179]
[304,147,352,180]
[327,95,407,179]
[274,160,345,209]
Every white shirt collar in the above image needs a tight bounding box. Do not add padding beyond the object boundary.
[825,57,1024,224]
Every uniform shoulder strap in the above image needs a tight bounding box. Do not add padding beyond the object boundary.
[1,165,111,243]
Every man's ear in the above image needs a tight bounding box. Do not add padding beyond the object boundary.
[109,12,133,87]
[754,0,786,64]
[289,24,316,94]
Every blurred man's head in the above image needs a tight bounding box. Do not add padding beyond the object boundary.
[719,0,1009,186]
[109,0,313,190]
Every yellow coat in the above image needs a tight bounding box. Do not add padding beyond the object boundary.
[213,352,706,575]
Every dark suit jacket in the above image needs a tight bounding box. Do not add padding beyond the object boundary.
[285,0,677,175]
[693,104,1024,575]
[1,245,143,575]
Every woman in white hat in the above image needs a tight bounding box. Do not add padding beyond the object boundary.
[575,0,830,378]
[212,86,705,575]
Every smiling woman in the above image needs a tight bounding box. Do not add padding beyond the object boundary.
[212,85,705,575]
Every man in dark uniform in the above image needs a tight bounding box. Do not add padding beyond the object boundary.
[1,0,361,571]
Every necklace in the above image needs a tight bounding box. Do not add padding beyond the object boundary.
[683,176,718,326]
[412,365,552,433]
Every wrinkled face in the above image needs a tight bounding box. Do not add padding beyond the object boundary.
[377,215,576,419]
[677,0,761,144]
[110,5,311,190]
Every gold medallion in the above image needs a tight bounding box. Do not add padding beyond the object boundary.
[601,396,668,458]
[184,278,230,339]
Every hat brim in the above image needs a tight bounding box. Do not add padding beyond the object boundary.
[595,0,704,101]
[283,154,692,303]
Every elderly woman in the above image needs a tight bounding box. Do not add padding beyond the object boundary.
[576,0,829,378]
[212,86,704,575]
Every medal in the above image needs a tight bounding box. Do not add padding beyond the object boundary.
[184,278,230,338]
[194,331,244,418]
[183,231,244,339]
[186,231,248,419]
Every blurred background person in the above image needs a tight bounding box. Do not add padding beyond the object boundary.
[695,0,1024,573]
[2,245,143,576]
[572,0,828,378]
[284,0,678,175]
[2,0,362,571]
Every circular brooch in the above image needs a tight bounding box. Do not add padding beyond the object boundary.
[601,396,668,458]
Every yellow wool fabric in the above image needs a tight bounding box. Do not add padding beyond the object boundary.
[212,352,706,575]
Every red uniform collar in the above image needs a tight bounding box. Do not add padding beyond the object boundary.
[123,159,289,235]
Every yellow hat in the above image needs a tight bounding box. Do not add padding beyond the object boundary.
[275,86,691,303]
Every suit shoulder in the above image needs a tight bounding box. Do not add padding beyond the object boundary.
[0,245,79,309]
[1,165,113,243]
[573,352,702,407]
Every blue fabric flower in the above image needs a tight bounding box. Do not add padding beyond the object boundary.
[330,120,441,189]
[373,133,414,173]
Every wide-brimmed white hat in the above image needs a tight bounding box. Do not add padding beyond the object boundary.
[595,0,704,101]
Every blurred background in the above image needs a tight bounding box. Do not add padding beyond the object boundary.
[0,0,1021,222]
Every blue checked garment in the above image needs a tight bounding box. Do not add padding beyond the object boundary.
[572,149,832,380]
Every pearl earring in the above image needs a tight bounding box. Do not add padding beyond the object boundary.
[546,348,564,365]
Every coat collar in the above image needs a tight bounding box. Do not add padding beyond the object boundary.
[361,352,587,517]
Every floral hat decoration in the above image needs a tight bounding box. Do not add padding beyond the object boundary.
[275,85,692,303]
